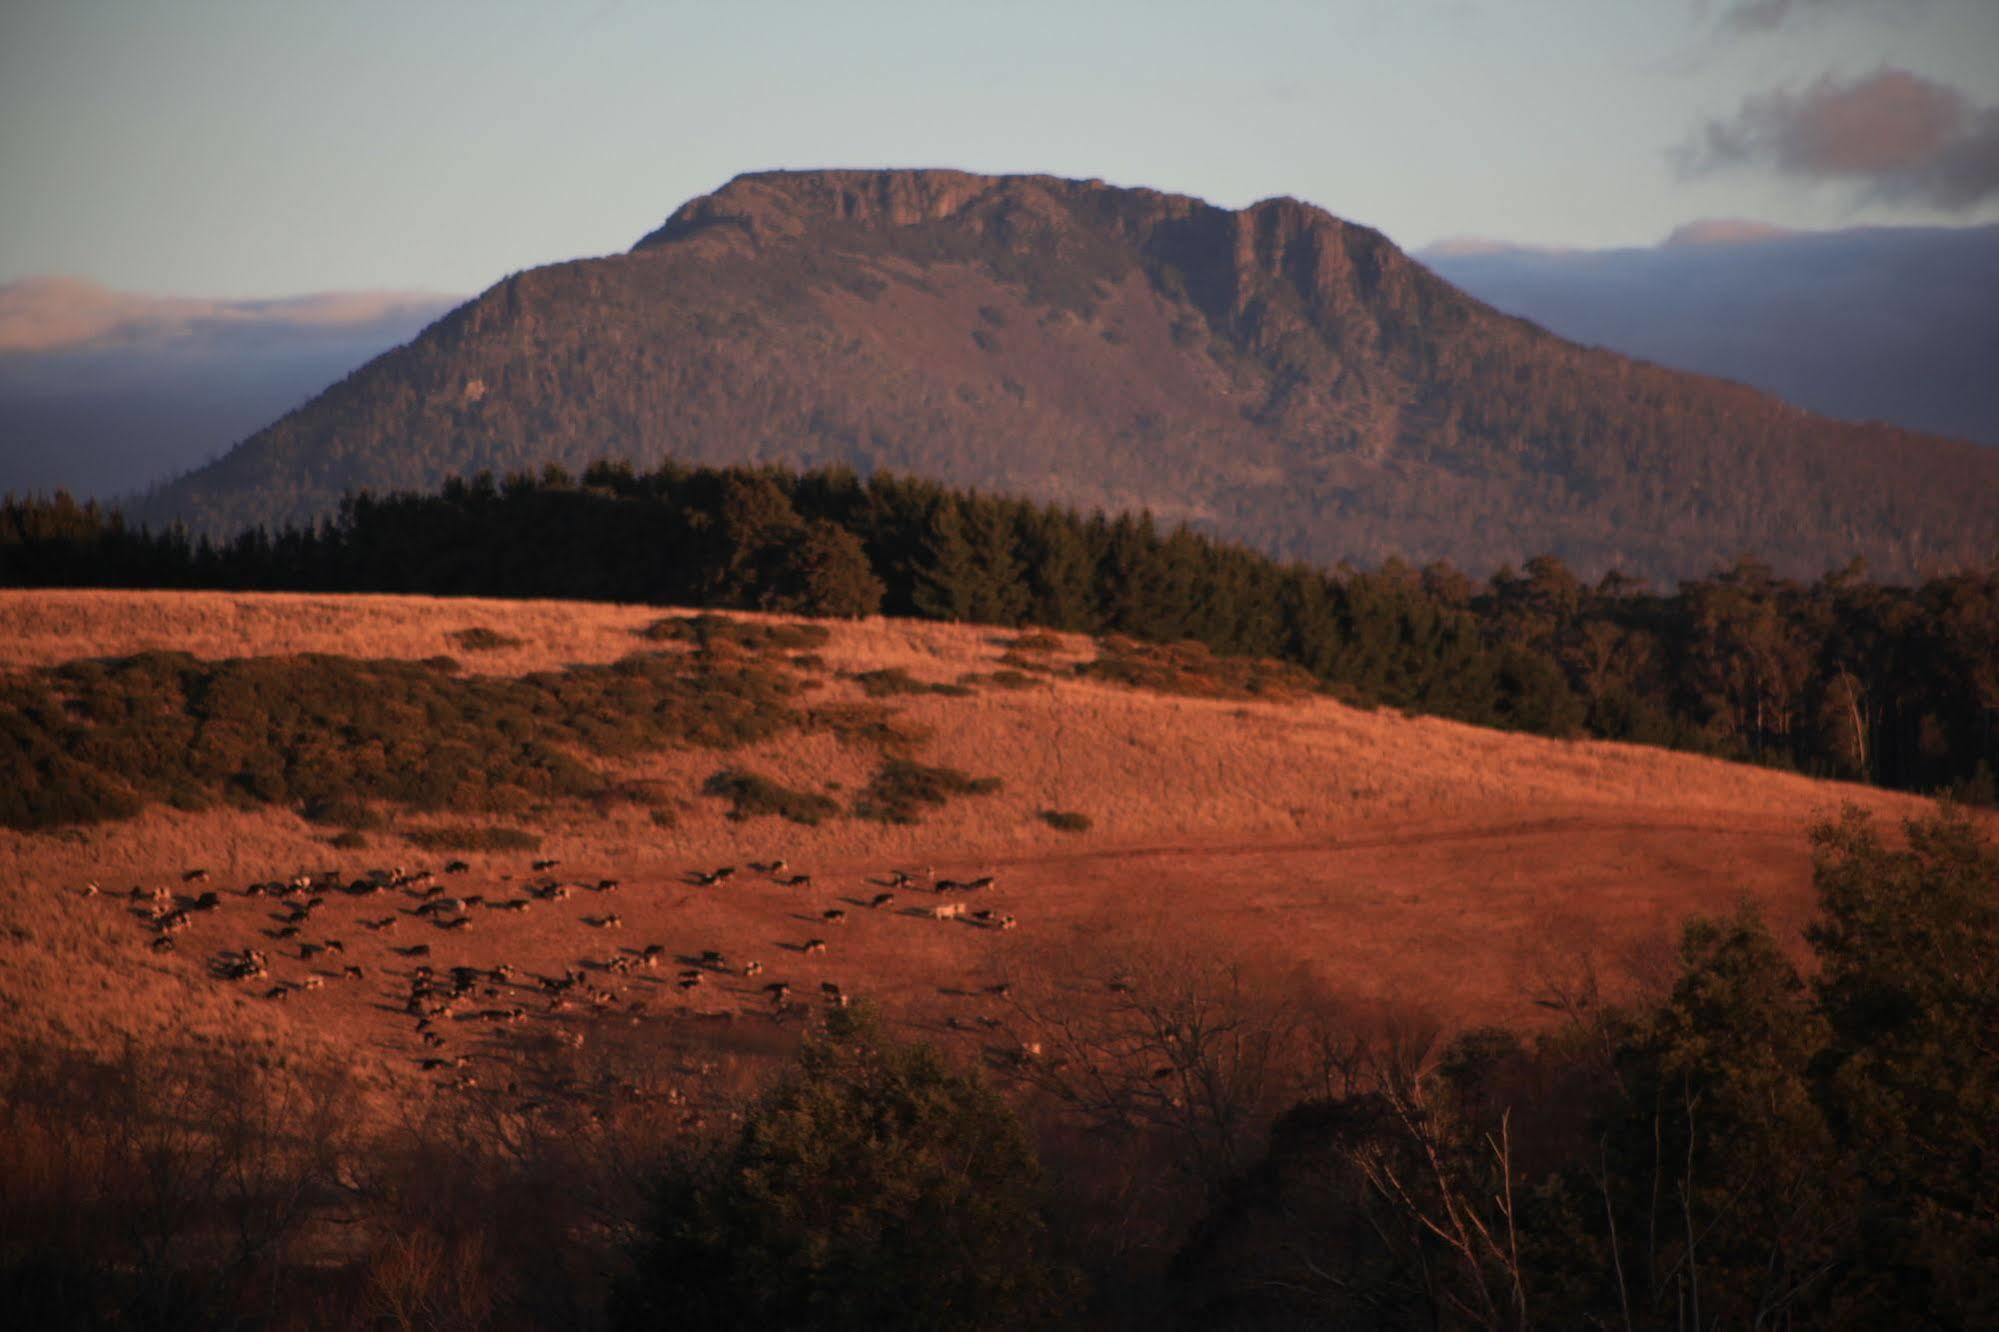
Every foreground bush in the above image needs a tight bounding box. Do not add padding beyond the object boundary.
[1175,806,1999,1330]
[619,1007,1073,1330]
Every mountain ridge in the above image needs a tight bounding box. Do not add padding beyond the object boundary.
[1422,219,1999,448]
[134,168,1999,581]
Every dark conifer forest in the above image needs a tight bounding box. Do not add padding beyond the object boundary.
[6,459,1995,805]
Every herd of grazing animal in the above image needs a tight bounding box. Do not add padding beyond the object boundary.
[78,853,1025,1092]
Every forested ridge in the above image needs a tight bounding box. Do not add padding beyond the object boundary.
[9,458,1996,804]
[131,169,1999,582]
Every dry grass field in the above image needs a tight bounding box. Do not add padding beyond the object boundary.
[0,589,1963,1117]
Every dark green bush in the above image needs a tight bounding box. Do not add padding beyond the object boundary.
[638,614,832,652]
[1040,809,1092,833]
[853,759,1002,825]
[963,669,1037,690]
[447,627,524,651]
[702,769,840,826]
[852,667,973,698]
[619,1006,1073,1330]
[1079,636,1320,700]
[301,794,383,829]
[0,648,806,831]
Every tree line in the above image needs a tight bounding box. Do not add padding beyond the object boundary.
[4,461,1994,802]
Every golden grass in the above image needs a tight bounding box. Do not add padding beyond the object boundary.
[0,589,1976,1105]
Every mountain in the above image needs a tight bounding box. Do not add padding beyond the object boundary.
[134,170,1999,581]
[0,279,456,500]
[1422,221,1999,448]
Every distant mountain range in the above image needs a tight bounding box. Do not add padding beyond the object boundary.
[111,170,1999,580]
[0,279,457,500]
[1422,220,1999,448]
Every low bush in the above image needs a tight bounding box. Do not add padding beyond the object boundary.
[1040,809,1092,833]
[0,648,807,832]
[1079,636,1320,701]
[448,627,524,651]
[638,614,831,653]
[301,794,384,829]
[852,667,973,698]
[853,759,1003,825]
[963,669,1038,690]
[702,769,840,826]
[807,703,931,753]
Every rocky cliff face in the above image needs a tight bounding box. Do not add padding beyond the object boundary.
[137,169,1999,582]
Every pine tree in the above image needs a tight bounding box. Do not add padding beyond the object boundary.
[910,499,980,622]
[1021,509,1097,632]
[961,500,1029,625]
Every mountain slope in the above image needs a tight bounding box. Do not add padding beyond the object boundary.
[1423,222,1999,448]
[136,169,1999,581]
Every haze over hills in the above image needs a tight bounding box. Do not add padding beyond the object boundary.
[133,170,1999,582]
[1423,220,1999,448]
[0,279,457,500]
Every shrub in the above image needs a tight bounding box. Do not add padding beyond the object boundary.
[702,769,840,826]
[1079,636,1320,700]
[1040,809,1092,833]
[853,759,1002,825]
[807,703,931,753]
[618,1006,1072,1330]
[638,614,833,652]
[448,627,524,651]
[301,794,384,829]
[852,667,972,698]
[962,669,1037,690]
[0,648,809,831]
[852,667,929,697]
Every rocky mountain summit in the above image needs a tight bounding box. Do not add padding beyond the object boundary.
[137,169,1999,580]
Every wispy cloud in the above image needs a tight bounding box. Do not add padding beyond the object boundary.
[1713,0,1862,32]
[1699,0,1934,35]
[0,278,458,354]
[1675,67,1999,210]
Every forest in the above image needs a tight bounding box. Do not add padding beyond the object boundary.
[4,460,1995,804]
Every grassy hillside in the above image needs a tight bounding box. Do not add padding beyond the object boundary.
[5,590,1991,1329]
[0,589,1938,1063]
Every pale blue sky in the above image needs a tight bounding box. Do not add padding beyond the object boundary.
[3,0,1996,299]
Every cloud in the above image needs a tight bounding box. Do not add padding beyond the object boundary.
[1677,67,1999,210]
[1704,0,1929,34]
[1661,218,1798,246]
[0,278,458,354]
